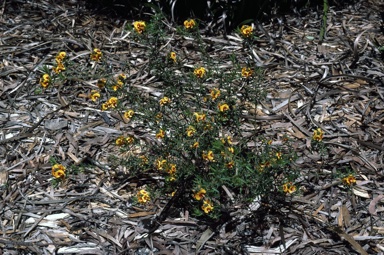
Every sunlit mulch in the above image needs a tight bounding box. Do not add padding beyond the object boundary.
[0,0,383,254]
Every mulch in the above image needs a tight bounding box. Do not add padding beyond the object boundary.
[0,0,383,254]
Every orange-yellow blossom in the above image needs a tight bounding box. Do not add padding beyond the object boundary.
[137,189,150,203]
[193,188,206,200]
[52,164,66,179]
[202,199,214,214]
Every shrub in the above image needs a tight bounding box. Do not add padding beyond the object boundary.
[37,12,302,220]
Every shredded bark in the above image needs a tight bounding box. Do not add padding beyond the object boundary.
[0,0,383,254]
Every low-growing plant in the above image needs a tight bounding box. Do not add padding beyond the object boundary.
[37,12,300,220]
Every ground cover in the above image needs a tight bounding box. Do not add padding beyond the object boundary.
[0,0,384,254]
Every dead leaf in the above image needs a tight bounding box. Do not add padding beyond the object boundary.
[342,205,351,227]
[369,194,384,216]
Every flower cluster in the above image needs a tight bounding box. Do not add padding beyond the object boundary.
[39,73,51,88]
[241,67,253,78]
[193,188,213,214]
[124,109,135,120]
[53,51,66,74]
[155,158,167,171]
[193,112,206,122]
[184,19,196,29]
[154,159,177,181]
[342,175,356,186]
[52,164,66,179]
[186,126,196,137]
[194,67,206,79]
[137,189,150,203]
[193,188,206,200]
[218,103,230,112]
[112,73,126,91]
[89,90,100,102]
[53,51,67,74]
[90,48,102,62]
[102,97,118,111]
[115,135,134,146]
[201,199,214,214]
[210,88,221,101]
[202,150,214,161]
[159,96,171,106]
[220,135,235,169]
[156,129,165,139]
[282,182,296,194]
[240,25,253,37]
[133,21,146,34]
[312,128,324,142]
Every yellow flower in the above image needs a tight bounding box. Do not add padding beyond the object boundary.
[169,52,177,62]
[112,80,124,91]
[156,129,165,139]
[276,152,282,160]
[40,74,51,88]
[124,110,135,119]
[55,51,66,63]
[228,147,234,154]
[201,199,214,214]
[133,21,146,34]
[102,97,118,110]
[241,67,253,78]
[156,113,163,122]
[53,62,65,74]
[107,97,118,108]
[210,88,220,101]
[101,103,109,111]
[240,25,253,37]
[167,164,177,175]
[89,90,100,102]
[192,141,199,148]
[137,189,150,204]
[41,73,50,82]
[118,73,126,81]
[218,103,230,112]
[139,155,148,165]
[125,136,134,144]
[194,67,206,78]
[312,128,324,142]
[186,126,196,137]
[202,151,214,161]
[184,19,196,29]
[193,112,206,122]
[90,48,102,61]
[52,164,66,179]
[97,78,107,89]
[342,175,356,186]
[115,136,126,146]
[115,136,133,146]
[155,159,167,170]
[193,188,206,200]
[226,161,235,169]
[282,182,296,194]
[159,96,171,106]
[221,136,232,145]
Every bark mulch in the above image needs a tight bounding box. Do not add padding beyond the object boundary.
[0,0,383,254]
